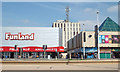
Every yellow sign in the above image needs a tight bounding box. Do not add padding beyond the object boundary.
[108,35,112,43]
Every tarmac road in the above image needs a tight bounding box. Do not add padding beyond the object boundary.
[1,63,119,70]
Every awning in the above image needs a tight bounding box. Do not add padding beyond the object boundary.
[0,46,64,52]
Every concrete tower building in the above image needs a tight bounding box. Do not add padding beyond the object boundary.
[52,20,80,49]
[52,6,80,50]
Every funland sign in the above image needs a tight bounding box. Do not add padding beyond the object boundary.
[5,32,34,40]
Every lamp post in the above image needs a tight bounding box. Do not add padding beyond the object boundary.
[97,10,100,60]
[83,24,86,59]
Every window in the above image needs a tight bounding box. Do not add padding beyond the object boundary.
[70,34,72,38]
[73,24,75,27]
[76,28,78,31]
[73,32,75,35]
[84,32,86,42]
[67,28,69,31]
[67,24,69,27]
[76,24,78,27]
[77,32,78,34]
[88,35,92,38]
[55,23,56,27]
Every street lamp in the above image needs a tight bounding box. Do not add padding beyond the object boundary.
[97,10,100,60]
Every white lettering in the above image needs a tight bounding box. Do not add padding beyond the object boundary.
[30,33,34,39]
[5,32,34,40]
[5,33,9,40]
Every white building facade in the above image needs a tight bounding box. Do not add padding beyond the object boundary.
[1,27,64,59]
[1,27,62,47]
[52,20,80,49]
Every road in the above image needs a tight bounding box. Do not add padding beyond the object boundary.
[1,63,119,70]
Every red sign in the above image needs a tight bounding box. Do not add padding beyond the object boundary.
[0,46,64,52]
[22,47,44,52]
[5,32,34,40]
[0,46,19,52]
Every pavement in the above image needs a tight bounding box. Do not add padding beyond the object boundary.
[0,58,120,64]
[0,59,119,70]
[1,63,119,70]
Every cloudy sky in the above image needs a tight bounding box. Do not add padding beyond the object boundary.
[2,2,118,30]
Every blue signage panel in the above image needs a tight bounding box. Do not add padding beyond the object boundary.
[101,35,105,43]
[80,47,97,53]
[99,35,102,43]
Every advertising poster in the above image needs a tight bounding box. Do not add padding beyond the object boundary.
[112,35,118,43]
[108,35,112,43]
[118,35,120,43]
[101,35,105,43]
[105,35,109,43]
[99,35,102,43]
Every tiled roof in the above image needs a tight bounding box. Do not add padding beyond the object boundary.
[99,17,120,31]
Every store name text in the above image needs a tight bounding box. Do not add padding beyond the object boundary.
[5,32,34,40]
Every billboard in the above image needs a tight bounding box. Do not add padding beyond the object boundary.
[105,35,108,43]
[99,35,120,44]
[99,35,102,43]
[118,35,120,43]
[112,35,118,43]
[108,35,112,43]
[101,35,105,43]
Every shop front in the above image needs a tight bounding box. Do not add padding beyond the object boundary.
[70,49,81,59]
[100,48,111,59]
[81,47,97,59]
[100,47,120,59]
[111,48,120,58]
[0,46,64,59]
[70,47,97,59]
[1,27,64,59]
[0,46,19,59]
